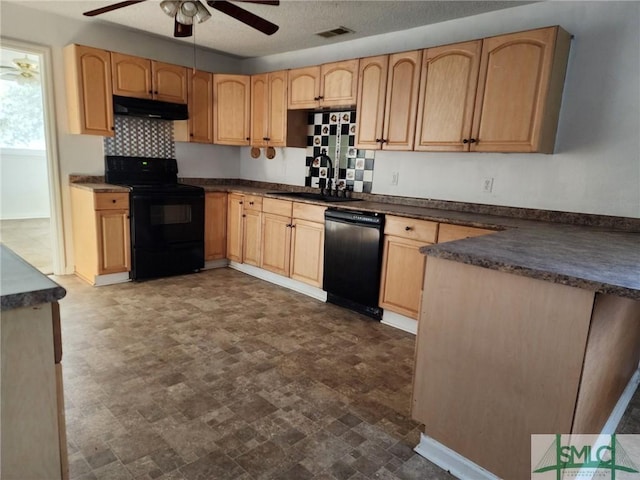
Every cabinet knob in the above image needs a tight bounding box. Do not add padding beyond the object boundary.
[154,90,158,94]
[313,96,319,101]
[381,139,387,144]
[249,201,254,205]
[246,137,250,141]
[112,199,117,203]
[462,139,469,144]
[318,96,324,100]
[239,201,243,204]
[469,138,477,143]
[111,126,115,131]
[190,133,194,137]
[375,138,381,142]
[242,214,246,217]
[291,224,296,228]
[405,226,412,231]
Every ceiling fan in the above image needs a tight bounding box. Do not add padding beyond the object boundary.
[0,55,40,84]
[83,0,280,38]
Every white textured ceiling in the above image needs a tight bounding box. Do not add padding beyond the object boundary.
[12,0,532,58]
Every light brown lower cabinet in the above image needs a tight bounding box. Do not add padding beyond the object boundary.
[205,192,227,260]
[1,301,68,480]
[70,187,130,285]
[260,199,326,288]
[242,197,263,267]
[379,215,438,319]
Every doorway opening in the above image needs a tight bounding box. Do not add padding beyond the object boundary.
[0,40,64,274]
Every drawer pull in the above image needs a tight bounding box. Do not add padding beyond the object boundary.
[112,199,117,203]
[405,226,413,231]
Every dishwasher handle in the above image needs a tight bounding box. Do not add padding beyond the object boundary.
[325,209,384,227]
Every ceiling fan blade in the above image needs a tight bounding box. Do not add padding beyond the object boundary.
[83,1,146,17]
[233,1,280,5]
[174,19,193,38]
[208,1,279,35]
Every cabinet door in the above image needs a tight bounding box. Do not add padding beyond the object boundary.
[415,41,481,151]
[320,59,359,107]
[382,50,422,150]
[226,193,244,262]
[205,192,227,260]
[261,213,291,276]
[290,219,324,288]
[213,74,251,145]
[471,26,569,153]
[111,52,152,99]
[243,210,262,267]
[63,44,114,136]
[250,73,269,147]
[287,66,320,109]
[355,55,388,150]
[267,71,288,146]
[189,70,213,143]
[153,61,188,104]
[379,235,427,319]
[96,209,130,274]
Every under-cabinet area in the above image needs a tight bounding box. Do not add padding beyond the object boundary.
[63,24,571,153]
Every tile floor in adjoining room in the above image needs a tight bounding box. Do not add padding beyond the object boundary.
[0,217,52,274]
[53,268,640,480]
[54,268,452,480]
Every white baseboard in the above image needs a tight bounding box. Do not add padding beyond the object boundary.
[94,272,130,286]
[381,310,417,335]
[414,433,501,480]
[601,368,640,434]
[228,261,327,302]
[203,259,229,270]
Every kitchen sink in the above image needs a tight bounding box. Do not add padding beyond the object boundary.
[267,191,363,203]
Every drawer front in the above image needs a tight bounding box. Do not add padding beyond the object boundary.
[263,198,293,217]
[384,215,438,243]
[94,192,129,210]
[438,223,495,243]
[244,195,263,212]
[292,202,326,223]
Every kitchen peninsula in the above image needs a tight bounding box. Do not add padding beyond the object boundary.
[412,226,640,479]
[0,245,68,480]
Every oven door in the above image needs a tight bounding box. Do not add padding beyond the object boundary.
[130,191,204,280]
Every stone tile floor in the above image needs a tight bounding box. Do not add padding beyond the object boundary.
[53,268,639,480]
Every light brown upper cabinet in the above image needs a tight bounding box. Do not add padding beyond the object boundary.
[213,74,251,146]
[414,40,482,151]
[111,52,188,104]
[63,44,114,136]
[188,70,214,143]
[288,60,359,109]
[356,51,422,150]
[251,71,287,147]
[470,26,571,153]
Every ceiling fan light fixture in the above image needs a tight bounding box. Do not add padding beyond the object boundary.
[193,2,211,23]
[160,0,180,17]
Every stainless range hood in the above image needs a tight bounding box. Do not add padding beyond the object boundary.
[113,95,188,121]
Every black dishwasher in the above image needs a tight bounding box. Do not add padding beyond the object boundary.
[323,209,385,320]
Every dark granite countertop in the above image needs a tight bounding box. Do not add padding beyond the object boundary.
[69,177,639,300]
[1,245,66,311]
[421,226,640,300]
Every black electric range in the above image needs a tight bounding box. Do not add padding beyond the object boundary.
[105,156,205,280]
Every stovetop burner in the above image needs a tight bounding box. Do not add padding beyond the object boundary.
[104,156,202,194]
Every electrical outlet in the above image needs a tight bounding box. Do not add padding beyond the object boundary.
[391,171,399,186]
[483,177,494,193]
